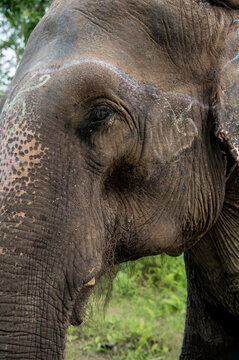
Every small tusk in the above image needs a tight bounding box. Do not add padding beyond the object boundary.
[85,277,96,287]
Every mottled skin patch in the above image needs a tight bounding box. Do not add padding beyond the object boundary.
[0,74,51,200]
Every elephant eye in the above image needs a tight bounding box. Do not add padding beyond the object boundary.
[75,105,113,138]
[89,106,111,124]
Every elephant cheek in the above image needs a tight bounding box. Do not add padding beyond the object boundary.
[147,216,180,254]
[149,95,198,163]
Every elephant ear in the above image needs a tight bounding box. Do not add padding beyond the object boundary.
[214,17,239,173]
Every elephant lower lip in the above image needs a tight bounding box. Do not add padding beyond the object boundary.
[70,306,84,326]
[70,282,95,326]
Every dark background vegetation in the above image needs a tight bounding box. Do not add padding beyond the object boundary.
[0,2,187,358]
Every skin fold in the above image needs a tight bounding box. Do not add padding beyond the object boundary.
[0,0,239,359]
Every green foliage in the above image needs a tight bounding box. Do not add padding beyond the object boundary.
[66,255,187,360]
[0,0,51,92]
[0,15,16,90]
[0,0,51,44]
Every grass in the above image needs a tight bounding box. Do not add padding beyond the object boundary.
[66,254,187,360]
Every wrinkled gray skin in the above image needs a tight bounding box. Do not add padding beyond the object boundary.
[0,0,239,359]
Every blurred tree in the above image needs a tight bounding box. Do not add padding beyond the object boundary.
[0,0,51,93]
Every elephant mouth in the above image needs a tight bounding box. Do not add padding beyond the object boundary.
[69,276,98,326]
[70,305,84,326]
[70,285,94,326]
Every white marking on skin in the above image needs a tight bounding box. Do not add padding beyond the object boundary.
[30,58,207,109]
[164,98,197,137]
[1,74,51,118]
[0,74,51,139]
[36,59,146,90]
[231,53,239,63]
[150,99,198,162]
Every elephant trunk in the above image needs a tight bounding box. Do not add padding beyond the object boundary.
[0,72,106,358]
[0,242,68,358]
[0,216,102,358]
[0,175,104,358]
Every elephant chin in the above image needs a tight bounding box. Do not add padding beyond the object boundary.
[165,233,204,257]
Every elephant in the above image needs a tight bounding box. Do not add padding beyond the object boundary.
[0,0,239,358]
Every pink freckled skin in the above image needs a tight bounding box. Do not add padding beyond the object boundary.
[0,105,24,196]
[0,109,46,200]
[0,74,51,200]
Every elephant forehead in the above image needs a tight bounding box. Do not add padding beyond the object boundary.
[16,0,227,90]
[19,4,167,85]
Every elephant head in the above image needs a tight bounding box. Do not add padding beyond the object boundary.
[0,0,239,358]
